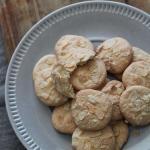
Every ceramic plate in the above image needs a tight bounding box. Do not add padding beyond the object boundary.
[5,1,150,150]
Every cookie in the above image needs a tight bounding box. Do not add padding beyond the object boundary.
[102,80,124,96]
[96,37,133,74]
[132,47,150,62]
[33,55,68,106]
[108,96,123,121]
[112,121,128,150]
[122,61,150,88]
[52,101,76,134]
[70,58,107,90]
[33,55,57,79]
[52,65,75,98]
[120,86,150,126]
[102,80,125,121]
[55,35,95,72]
[71,89,112,130]
[72,126,115,150]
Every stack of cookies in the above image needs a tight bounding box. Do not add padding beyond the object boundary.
[33,35,150,150]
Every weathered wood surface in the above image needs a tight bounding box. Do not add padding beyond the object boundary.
[0,0,149,62]
[128,0,150,13]
[0,0,74,61]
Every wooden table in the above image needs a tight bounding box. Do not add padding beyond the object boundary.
[0,0,149,62]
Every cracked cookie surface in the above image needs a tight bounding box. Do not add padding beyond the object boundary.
[71,89,112,130]
[122,61,150,88]
[70,58,107,90]
[55,35,95,72]
[33,55,68,106]
[72,126,115,150]
[52,65,75,98]
[112,121,129,150]
[52,101,76,134]
[120,86,150,126]
[96,37,132,74]
[102,80,125,121]
[132,47,150,63]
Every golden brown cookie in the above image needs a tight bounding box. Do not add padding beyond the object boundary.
[96,37,133,74]
[102,80,124,96]
[55,35,95,72]
[33,55,57,79]
[71,89,112,130]
[120,86,150,126]
[109,96,123,121]
[132,47,150,62]
[33,55,68,106]
[52,101,76,134]
[52,65,75,98]
[122,61,150,88]
[102,80,125,121]
[112,121,129,150]
[72,126,115,150]
[70,58,107,90]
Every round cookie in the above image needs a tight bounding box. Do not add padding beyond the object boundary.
[122,61,150,88]
[120,86,150,126]
[102,80,125,121]
[55,35,95,72]
[33,55,68,106]
[96,37,133,74]
[132,47,150,62]
[70,58,107,90]
[102,80,124,96]
[52,101,76,134]
[71,89,112,130]
[33,55,57,79]
[52,65,75,98]
[72,126,115,150]
[112,121,129,150]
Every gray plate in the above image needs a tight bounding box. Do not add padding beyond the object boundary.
[5,1,150,150]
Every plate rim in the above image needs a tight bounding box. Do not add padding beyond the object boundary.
[5,1,150,150]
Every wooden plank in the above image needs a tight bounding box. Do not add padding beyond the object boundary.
[0,0,17,61]
[128,0,150,13]
[0,0,72,62]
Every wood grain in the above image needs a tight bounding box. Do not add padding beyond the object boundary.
[0,0,149,62]
[0,0,72,61]
[128,0,150,13]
